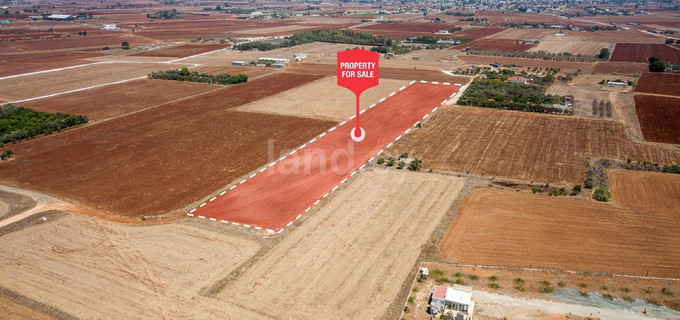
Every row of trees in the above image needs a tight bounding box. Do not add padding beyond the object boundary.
[469,49,604,62]
[458,79,567,114]
[236,29,392,51]
[146,9,178,19]
[648,56,680,72]
[0,104,88,144]
[148,68,248,85]
[592,100,613,118]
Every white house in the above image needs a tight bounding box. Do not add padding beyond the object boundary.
[607,81,627,88]
[258,57,289,63]
[430,285,474,320]
[101,24,117,30]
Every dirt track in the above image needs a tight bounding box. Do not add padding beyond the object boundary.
[439,180,680,278]
[192,82,460,230]
[220,169,464,319]
[389,106,680,185]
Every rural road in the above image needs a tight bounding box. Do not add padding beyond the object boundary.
[474,290,662,320]
[0,184,93,228]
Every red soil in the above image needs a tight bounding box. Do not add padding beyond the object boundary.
[592,61,648,74]
[635,72,680,97]
[634,94,680,144]
[0,34,154,52]
[610,43,680,63]
[452,26,507,39]
[452,38,534,51]
[192,83,460,230]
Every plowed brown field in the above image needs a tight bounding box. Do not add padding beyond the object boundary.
[388,106,680,184]
[610,43,680,63]
[634,94,680,144]
[452,39,535,51]
[0,35,154,52]
[592,61,648,74]
[439,180,680,278]
[288,63,471,83]
[0,73,332,219]
[20,79,219,121]
[635,72,680,97]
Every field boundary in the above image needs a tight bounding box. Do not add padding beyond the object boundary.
[185,80,467,233]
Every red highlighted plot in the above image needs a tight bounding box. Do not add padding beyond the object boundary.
[192,83,460,230]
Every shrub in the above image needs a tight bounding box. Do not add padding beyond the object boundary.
[469,274,479,280]
[102,46,109,50]
[557,281,566,287]
[540,280,551,286]
[0,149,13,160]
[592,185,611,202]
[514,278,524,284]
[489,283,500,289]
[531,187,543,194]
[621,287,631,293]
[622,295,633,302]
[398,152,409,159]
[489,275,498,281]
[583,177,593,189]
[600,285,608,291]
[121,41,130,49]
[408,158,423,171]
[662,287,674,296]
[376,158,385,164]
[385,157,395,167]
[455,278,466,285]
[539,286,554,293]
[515,285,525,292]
[408,296,414,303]
[603,293,614,300]
[578,283,588,288]
[454,272,463,278]
[579,291,589,297]
[397,161,405,169]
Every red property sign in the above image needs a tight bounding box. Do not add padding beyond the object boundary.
[337,49,379,142]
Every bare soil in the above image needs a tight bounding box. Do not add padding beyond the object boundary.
[634,94,680,144]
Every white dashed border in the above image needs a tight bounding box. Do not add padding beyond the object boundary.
[186,80,461,233]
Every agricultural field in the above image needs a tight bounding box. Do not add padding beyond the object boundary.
[528,41,613,56]
[0,214,261,319]
[0,73,333,219]
[440,183,680,278]
[191,65,274,79]
[0,51,102,77]
[0,34,154,52]
[635,72,680,97]
[354,22,463,38]
[288,63,471,83]
[219,170,464,319]
[634,95,680,144]
[546,74,635,118]
[610,43,680,63]
[609,169,680,214]
[452,39,535,51]
[133,43,228,58]
[592,61,648,75]
[458,55,593,71]
[238,76,410,121]
[451,26,507,39]
[387,106,680,184]
[0,62,182,102]
[20,79,220,121]
[486,28,556,40]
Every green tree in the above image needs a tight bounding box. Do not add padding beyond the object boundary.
[408,158,423,171]
[121,41,130,49]
[593,185,611,202]
[648,56,660,64]
[605,101,613,117]
[649,61,666,72]
[592,100,598,115]
[597,47,610,60]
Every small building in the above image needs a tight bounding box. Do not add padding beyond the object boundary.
[258,57,289,64]
[430,285,475,320]
[437,39,460,45]
[271,63,287,68]
[607,81,627,88]
[101,24,117,30]
[47,14,75,21]
[29,16,43,20]
[507,76,529,84]
[420,267,429,279]
[294,54,307,61]
[437,29,450,34]
[490,63,500,68]
[232,61,249,66]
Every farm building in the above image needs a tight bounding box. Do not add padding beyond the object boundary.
[607,81,627,88]
[507,76,529,84]
[271,63,287,68]
[46,14,74,20]
[259,57,289,63]
[232,61,249,66]
[429,285,475,320]
[101,24,117,30]
[294,54,307,61]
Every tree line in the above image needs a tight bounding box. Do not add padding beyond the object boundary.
[0,104,88,145]
[592,100,613,118]
[458,79,568,114]
[148,67,248,85]
[235,29,392,51]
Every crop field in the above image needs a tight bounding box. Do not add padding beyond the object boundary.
[287,63,471,83]
[354,22,463,38]
[440,185,680,278]
[220,170,464,319]
[452,39,535,51]
[20,79,220,121]
[238,76,409,121]
[610,43,680,63]
[0,214,261,318]
[476,11,588,25]
[0,73,333,219]
[634,95,680,144]
[635,72,680,97]
[451,26,507,39]
[591,61,648,74]
[0,62,182,102]
[609,169,680,214]
[181,42,358,66]
[528,41,612,56]
[0,35,154,52]
[486,28,556,40]
[193,83,460,230]
[0,51,102,77]
[387,106,680,184]
[458,55,593,71]
[133,43,228,58]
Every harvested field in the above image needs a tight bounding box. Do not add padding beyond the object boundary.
[388,106,680,184]
[609,169,680,214]
[0,51,102,77]
[592,61,648,74]
[288,63,471,83]
[477,11,587,25]
[635,72,680,97]
[355,22,463,38]
[20,79,219,121]
[193,83,460,230]
[0,73,332,218]
[528,40,612,56]
[452,26,506,39]
[238,76,409,121]
[181,42,358,66]
[458,55,593,71]
[452,39,535,51]
[440,186,680,278]
[634,94,680,144]
[486,28,556,40]
[191,65,274,79]
[220,170,464,319]
[0,62,181,102]
[0,295,54,320]
[133,43,228,58]
[610,43,680,63]
[0,35,153,52]
[0,214,260,318]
